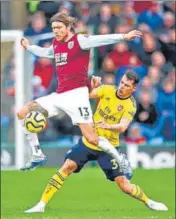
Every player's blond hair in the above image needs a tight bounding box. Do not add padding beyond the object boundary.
[50,12,77,33]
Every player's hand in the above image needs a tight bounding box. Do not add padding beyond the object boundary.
[91,76,102,89]
[96,120,112,130]
[20,37,30,49]
[123,30,143,41]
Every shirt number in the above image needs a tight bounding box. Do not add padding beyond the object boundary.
[111,159,118,170]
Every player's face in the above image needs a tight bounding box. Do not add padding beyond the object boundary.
[52,21,71,41]
[117,75,136,98]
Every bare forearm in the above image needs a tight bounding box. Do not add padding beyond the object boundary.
[109,123,127,133]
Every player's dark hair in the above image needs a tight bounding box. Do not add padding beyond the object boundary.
[125,71,140,85]
[50,12,77,33]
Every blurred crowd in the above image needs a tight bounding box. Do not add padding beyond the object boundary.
[2,1,175,145]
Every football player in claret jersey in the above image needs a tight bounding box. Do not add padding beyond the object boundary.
[18,12,143,171]
[24,72,168,213]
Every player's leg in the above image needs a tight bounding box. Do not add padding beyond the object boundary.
[98,151,168,211]
[115,176,168,211]
[79,123,124,165]
[24,159,77,213]
[61,87,125,165]
[17,100,48,156]
[17,93,58,170]
[24,138,96,213]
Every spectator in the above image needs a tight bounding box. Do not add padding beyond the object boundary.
[151,51,173,74]
[137,1,163,31]
[102,73,115,85]
[115,24,132,34]
[103,42,136,72]
[135,89,158,125]
[136,76,158,103]
[32,76,47,99]
[58,1,74,16]
[155,78,175,140]
[96,24,112,70]
[157,78,175,114]
[90,3,118,33]
[131,32,159,66]
[126,123,146,144]
[162,12,175,30]
[120,1,137,26]
[133,1,154,13]
[38,1,59,22]
[147,66,163,87]
[33,42,54,89]
[75,20,88,34]
[158,29,176,66]
[115,57,147,85]
[24,11,51,36]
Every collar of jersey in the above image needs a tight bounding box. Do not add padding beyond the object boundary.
[115,90,131,100]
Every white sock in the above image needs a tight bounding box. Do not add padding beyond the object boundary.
[98,136,123,163]
[38,200,46,208]
[20,119,43,156]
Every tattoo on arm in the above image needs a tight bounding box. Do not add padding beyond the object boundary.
[27,101,49,118]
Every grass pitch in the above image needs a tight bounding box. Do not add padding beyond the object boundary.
[1,168,175,219]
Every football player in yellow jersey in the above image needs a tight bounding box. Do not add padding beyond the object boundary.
[25,72,168,213]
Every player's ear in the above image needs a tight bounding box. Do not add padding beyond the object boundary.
[133,85,137,92]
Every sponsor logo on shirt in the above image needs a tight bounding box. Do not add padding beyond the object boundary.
[55,53,68,66]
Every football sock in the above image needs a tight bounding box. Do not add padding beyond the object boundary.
[130,184,148,204]
[41,170,68,204]
[98,136,123,163]
[20,119,42,156]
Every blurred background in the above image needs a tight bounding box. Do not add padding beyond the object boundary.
[1,0,175,169]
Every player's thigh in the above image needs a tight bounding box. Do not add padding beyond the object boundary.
[65,138,97,173]
[58,87,93,124]
[97,150,124,181]
[79,123,99,145]
[35,93,59,118]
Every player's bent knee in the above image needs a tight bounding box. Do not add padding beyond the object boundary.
[17,109,27,120]
[60,159,77,175]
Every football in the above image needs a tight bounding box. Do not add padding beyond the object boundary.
[24,111,46,133]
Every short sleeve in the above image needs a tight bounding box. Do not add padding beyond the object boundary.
[122,105,136,121]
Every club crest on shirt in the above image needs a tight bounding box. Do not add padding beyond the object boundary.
[117,105,123,111]
[68,41,74,49]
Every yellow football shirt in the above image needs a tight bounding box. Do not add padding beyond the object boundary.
[82,85,137,151]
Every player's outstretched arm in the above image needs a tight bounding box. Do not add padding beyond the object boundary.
[78,30,143,50]
[21,37,54,59]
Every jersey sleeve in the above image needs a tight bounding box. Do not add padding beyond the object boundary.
[77,34,124,50]
[122,103,137,121]
[27,45,54,59]
[96,85,106,98]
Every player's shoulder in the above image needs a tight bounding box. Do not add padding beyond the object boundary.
[101,85,117,92]
[129,95,137,109]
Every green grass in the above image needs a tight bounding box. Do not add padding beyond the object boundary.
[1,168,175,219]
